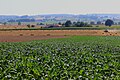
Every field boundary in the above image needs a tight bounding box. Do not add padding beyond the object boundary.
[0,27,120,31]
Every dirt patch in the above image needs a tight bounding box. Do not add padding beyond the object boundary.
[0,35,66,42]
[0,25,41,29]
[0,30,120,42]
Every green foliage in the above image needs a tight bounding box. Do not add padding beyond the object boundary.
[18,22,21,25]
[73,21,92,27]
[64,20,92,27]
[37,23,44,25]
[0,36,120,79]
[105,19,114,27]
[27,24,31,28]
[3,22,7,25]
[64,20,72,27]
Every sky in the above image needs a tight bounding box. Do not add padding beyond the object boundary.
[0,0,120,15]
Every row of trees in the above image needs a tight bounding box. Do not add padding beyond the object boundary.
[1,19,114,27]
[8,19,35,22]
[63,20,92,27]
[1,22,22,25]
[63,19,114,27]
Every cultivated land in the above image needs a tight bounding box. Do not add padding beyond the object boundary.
[0,29,120,42]
[0,25,120,30]
[0,25,120,79]
[0,25,120,42]
[0,36,120,79]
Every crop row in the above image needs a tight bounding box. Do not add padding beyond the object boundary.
[0,36,120,79]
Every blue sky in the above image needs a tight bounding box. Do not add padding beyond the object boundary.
[0,0,119,15]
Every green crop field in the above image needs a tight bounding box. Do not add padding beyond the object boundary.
[0,36,120,79]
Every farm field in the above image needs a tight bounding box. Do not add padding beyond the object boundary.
[0,36,120,79]
[0,30,120,42]
[0,25,120,30]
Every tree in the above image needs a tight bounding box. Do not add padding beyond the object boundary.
[31,25,35,28]
[118,22,120,25]
[97,21,101,25]
[75,22,84,27]
[105,19,114,27]
[74,21,92,27]
[62,23,65,27]
[80,22,85,27]
[37,23,44,25]
[18,22,21,25]
[40,23,44,25]
[3,22,7,25]
[27,24,31,28]
[64,20,72,27]
[90,21,95,25]
[58,22,62,25]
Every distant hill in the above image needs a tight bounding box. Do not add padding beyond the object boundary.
[0,14,120,23]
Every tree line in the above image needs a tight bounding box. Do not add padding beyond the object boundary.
[62,20,92,27]
[62,19,114,27]
[1,19,115,27]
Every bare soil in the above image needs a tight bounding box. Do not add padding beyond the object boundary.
[0,30,120,42]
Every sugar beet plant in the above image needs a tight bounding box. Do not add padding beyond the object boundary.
[0,36,120,79]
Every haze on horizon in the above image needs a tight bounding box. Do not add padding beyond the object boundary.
[0,0,120,15]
